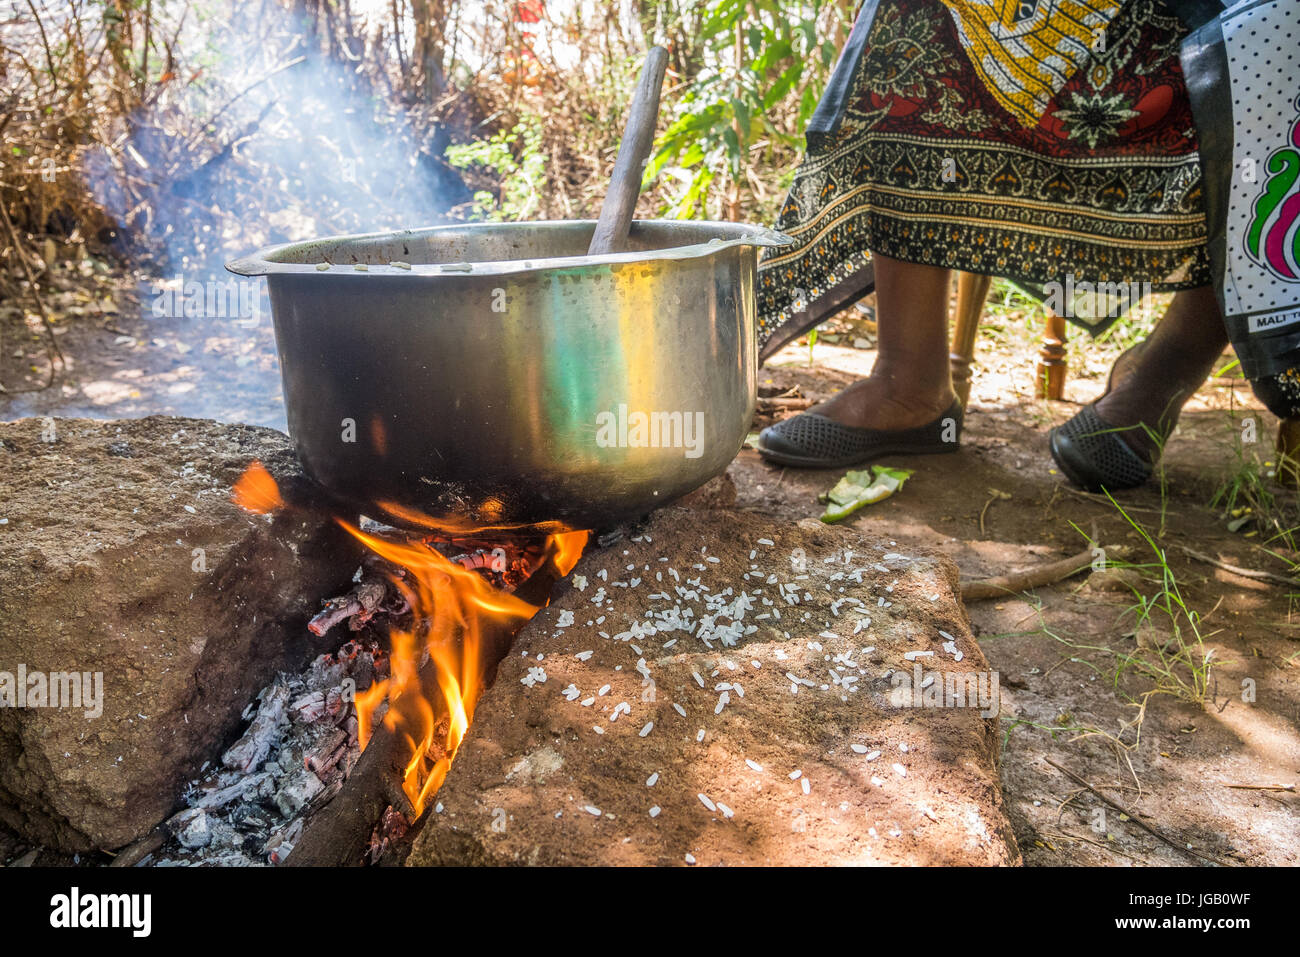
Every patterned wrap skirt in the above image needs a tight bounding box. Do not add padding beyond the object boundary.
[756,0,1300,417]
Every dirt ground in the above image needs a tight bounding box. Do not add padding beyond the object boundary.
[1,267,1297,866]
[0,264,286,429]
[752,309,1300,866]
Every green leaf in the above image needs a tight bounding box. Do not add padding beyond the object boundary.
[820,466,915,522]
[800,84,819,124]
[763,66,799,108]
[730,97,751,140]
[722,126,741,173]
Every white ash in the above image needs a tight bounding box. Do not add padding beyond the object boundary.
[145,637,386,867]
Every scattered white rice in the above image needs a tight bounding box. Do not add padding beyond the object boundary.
[697,793,717,812]
[745,759,763,772]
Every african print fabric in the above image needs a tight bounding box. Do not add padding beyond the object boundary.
[941,0,1124,127]
[756,0,1212,349]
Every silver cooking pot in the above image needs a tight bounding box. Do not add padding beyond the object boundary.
[227,220,791,531]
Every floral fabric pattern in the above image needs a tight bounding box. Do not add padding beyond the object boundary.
[757,0,1212,346]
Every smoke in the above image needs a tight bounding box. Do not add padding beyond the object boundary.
[72,0,471,429]
[86,1,471,268]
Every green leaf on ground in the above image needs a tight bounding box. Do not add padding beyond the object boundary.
[820,465,914,523]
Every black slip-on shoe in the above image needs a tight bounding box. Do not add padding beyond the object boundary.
[756,400,963,469]
[1048,405,1153,492]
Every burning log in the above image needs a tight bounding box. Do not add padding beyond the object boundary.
[308,579,389,636]
[305,728,349,776]
[280,712,418,867]
[368,806,411,864]
[289,686,349,724]
[222,682,291,773]
[252,520,586,867]
[306,536,548,638]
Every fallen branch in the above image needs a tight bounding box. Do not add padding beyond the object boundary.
[1047,826,1149,864]
[1223,782,1295,792]
[756,396,815,413]
[1177,545,1297,588]
[1055,484,1165,514]
[107,828,165,868]
[961,547,1106,601]
[1045,759,1233,866]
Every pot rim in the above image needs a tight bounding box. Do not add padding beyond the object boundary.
[225,218,794,278]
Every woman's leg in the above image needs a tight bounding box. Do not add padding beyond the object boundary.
[1092,285,1227,460]
[808,253,957,430]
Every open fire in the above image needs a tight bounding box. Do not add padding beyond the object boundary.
[342,519,587,817]
[231,459,588,857]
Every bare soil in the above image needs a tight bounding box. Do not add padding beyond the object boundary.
[750,317,1300,866]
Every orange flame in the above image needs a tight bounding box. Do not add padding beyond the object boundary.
[341,518,588,816]
[230,458,588,815]
[232,460,284,514]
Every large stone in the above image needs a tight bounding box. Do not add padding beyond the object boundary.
[0,416,360,851]
[408,509,1019,866]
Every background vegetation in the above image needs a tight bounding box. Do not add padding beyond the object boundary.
[1,0,851,280]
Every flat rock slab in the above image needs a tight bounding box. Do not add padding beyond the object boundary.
[0,416,359,851]
[408,508,1019,866]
